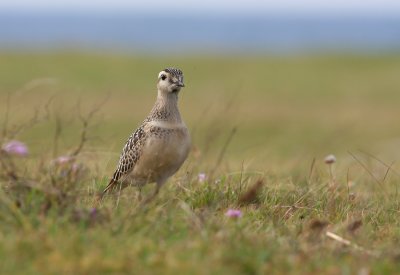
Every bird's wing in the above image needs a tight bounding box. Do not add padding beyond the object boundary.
[102,125,147,194]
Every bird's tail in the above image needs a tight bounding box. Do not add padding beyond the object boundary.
[101,179,118,197]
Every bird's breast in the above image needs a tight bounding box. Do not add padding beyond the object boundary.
[132,121,190,182]
[145,124,190,161]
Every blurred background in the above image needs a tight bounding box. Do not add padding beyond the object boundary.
[1,1,400,53]
[0,0,400,172]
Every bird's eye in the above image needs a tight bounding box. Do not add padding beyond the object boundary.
[161,74,167,80]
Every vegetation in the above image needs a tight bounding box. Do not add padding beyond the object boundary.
[1,52,400,274]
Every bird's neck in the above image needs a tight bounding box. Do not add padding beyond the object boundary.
[149,90,182,123]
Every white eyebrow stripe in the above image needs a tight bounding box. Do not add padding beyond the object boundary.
[158,71,165,78]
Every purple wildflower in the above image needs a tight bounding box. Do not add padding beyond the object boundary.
[89,207,97,218]
[198,173,206,182]
[225,209,242,218]
[2,140,28,156]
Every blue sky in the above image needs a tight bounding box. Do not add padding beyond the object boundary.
[1,0,400,15]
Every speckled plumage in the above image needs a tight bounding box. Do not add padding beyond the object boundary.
[109,125,146,184]
[102,68,190,199]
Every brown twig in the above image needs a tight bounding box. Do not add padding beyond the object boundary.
[308,157,316,184]
[43,94,56,120]
[348,151,383,187]
[7,109,40,139]
[1,92,11,142]
[0,151,18,181]
[326,231,380,257]
[70,96,109,157]
[238,161,245,195]
[3,95,55,141]
[383,161,395,183]
[346,167,351,199]
[209,127,237,177]
[52,114,62,158]
[358,150,400,178]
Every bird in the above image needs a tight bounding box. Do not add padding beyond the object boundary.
[102,68,191,202]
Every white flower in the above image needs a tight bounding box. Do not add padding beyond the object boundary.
[324,154,336,164]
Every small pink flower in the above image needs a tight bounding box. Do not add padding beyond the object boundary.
[225,209,242,218]
[2,140,28,156]
[72,163,79,171]
[198,173,206,182]
[55,155,73,165]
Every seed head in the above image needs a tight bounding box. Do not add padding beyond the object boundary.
[324,154,336,164]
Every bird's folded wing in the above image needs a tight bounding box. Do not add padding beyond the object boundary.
[102,125,146,193]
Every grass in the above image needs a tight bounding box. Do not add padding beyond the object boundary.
[1,52,400,274]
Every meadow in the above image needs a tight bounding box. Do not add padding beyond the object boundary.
[0,52,400,274]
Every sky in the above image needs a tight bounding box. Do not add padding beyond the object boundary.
[1,0,400,15]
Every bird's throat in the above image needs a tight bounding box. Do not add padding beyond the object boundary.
[152,90,181,122]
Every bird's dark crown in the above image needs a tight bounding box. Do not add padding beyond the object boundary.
[164,68,183,77]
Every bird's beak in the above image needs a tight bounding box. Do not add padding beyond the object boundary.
[176,81,185,87]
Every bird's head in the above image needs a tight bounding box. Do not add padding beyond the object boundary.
[157,67,185,94]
